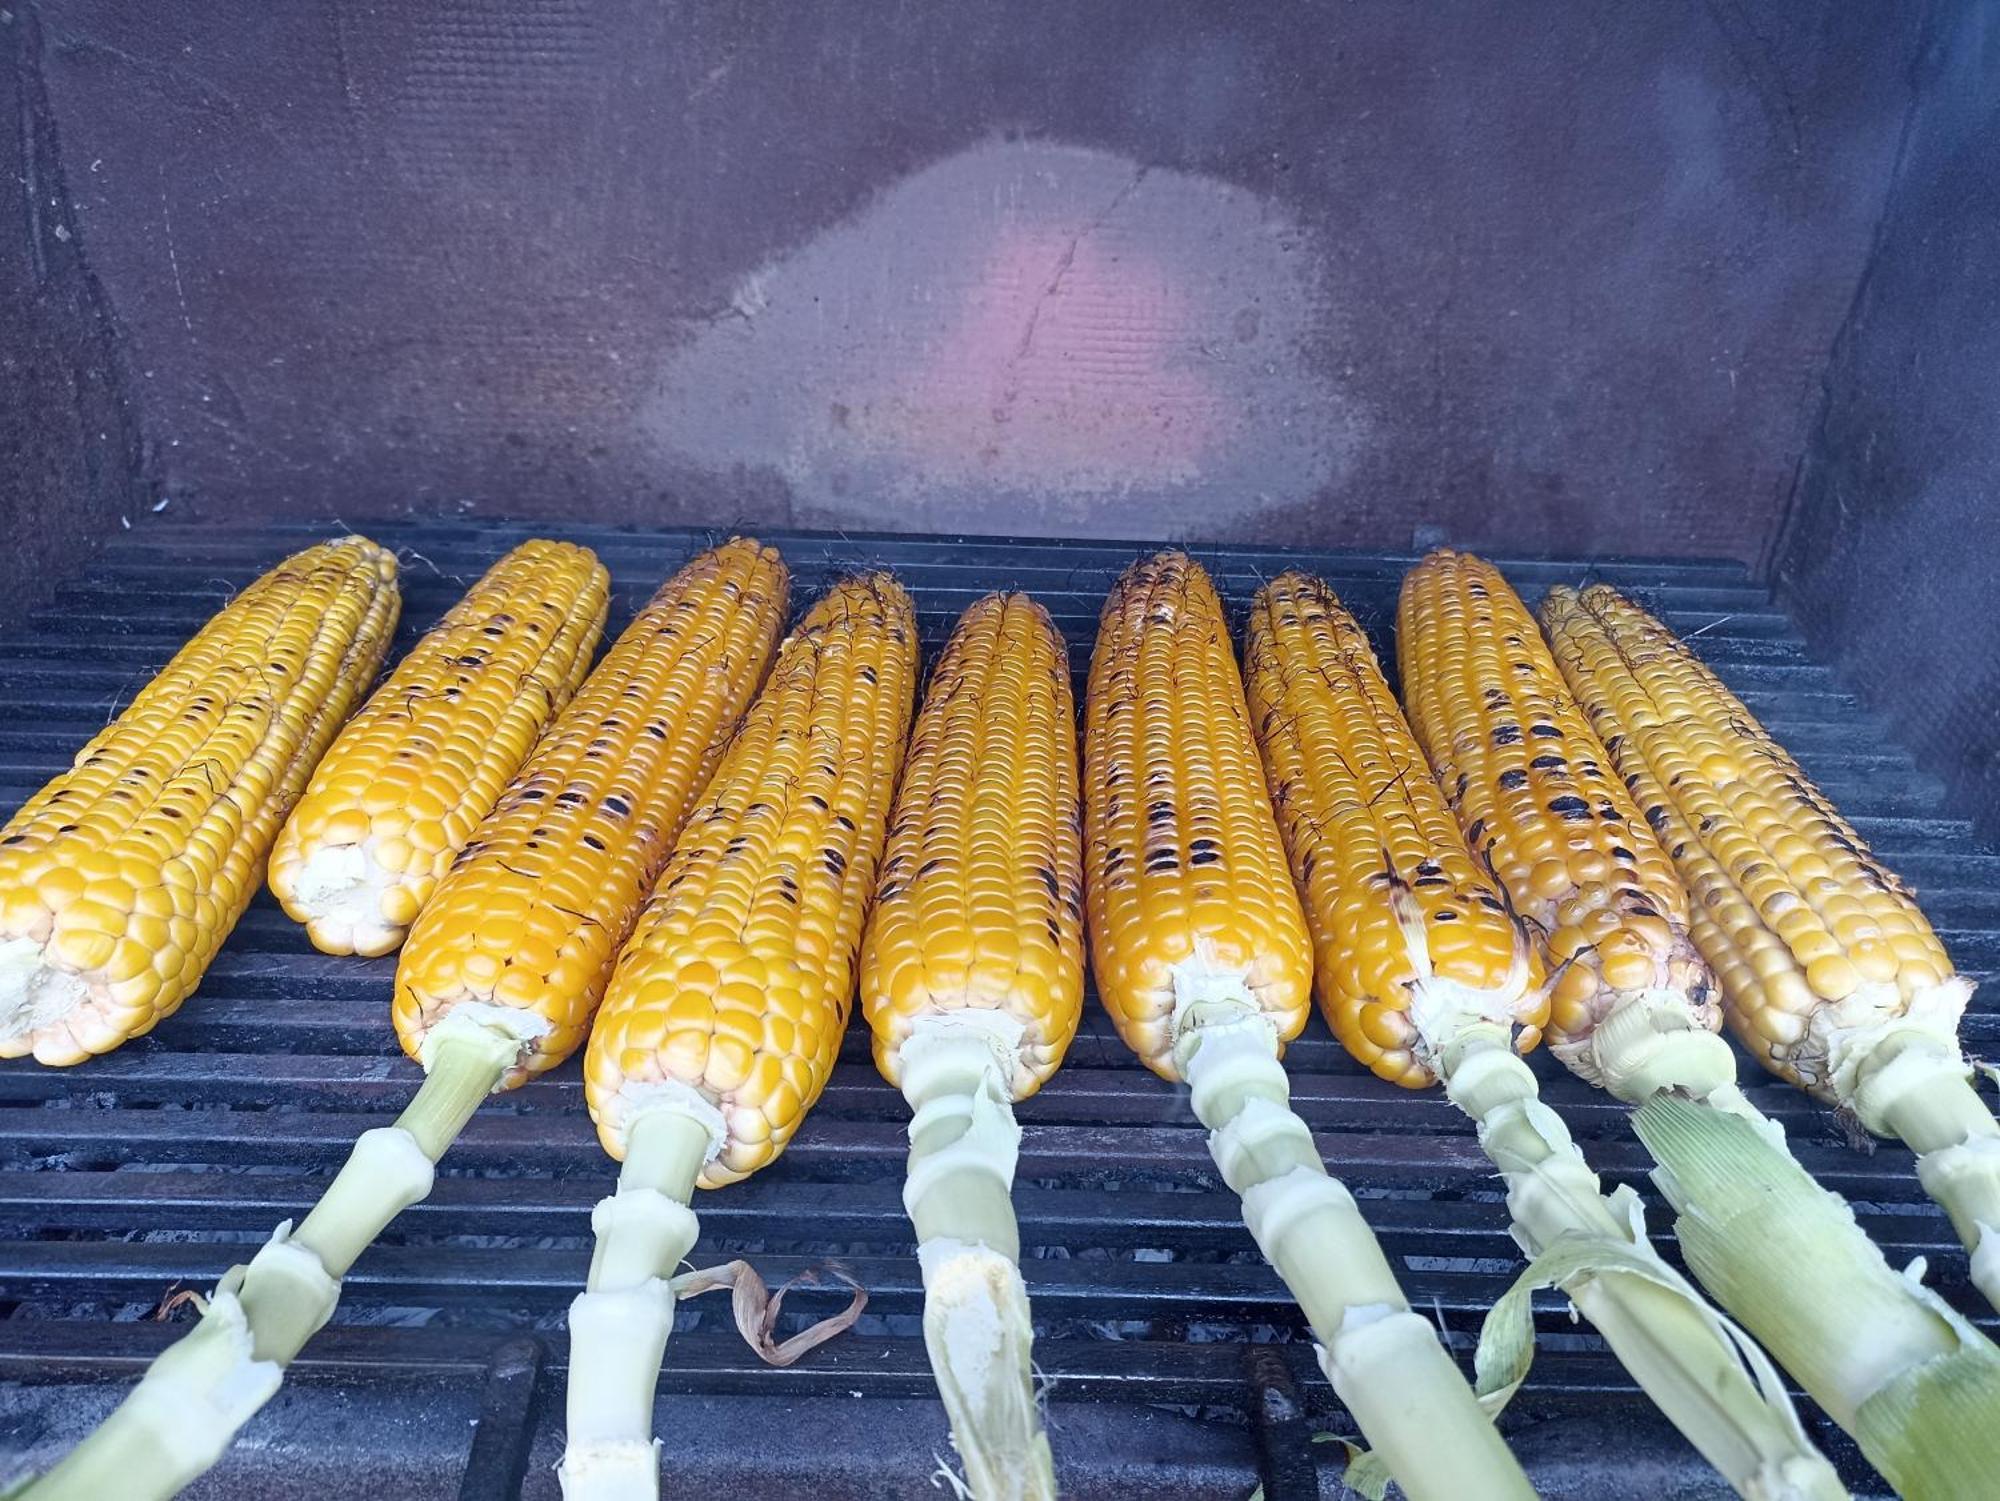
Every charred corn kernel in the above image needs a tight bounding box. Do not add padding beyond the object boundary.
[1243,572,1547,1087]
[860,592,1084,1097]
[392,539,788,1086]
[1396,551,1714,1078]
[0,537,400,1065]
[1084,552,1312,1078]
[586,574,919,1185]
[270,541,610,957]
[1540,583,1969,1097]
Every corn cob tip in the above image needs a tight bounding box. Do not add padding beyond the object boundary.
[0,941,101,1064]
[276,845,406,958]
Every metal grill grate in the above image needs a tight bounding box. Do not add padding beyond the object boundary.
[2,521,1994,1499]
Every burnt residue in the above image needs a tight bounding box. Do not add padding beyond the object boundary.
[0,3,149,631]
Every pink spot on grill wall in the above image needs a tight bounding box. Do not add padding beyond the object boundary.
[872,220,1215,485]
[644,140,1362,536]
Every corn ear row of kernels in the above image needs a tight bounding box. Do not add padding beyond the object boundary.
[861,592,1085,1099]
[1243,571,1547,1087]
[1084,551,1312,1079]
[269,540,611,957]
[392,539,789,1086]
[1540,583,1966,1097]
[586,573,919,1186]
[0,536,401,1064]
[1395,551,1714,1074]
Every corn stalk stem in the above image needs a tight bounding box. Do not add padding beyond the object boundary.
[1439,1026,1847,1501]
[1570,989,2000,1499]
[1173,997,1536,1501]
[1858,1037,2000,1316]
[557,1102,713,1501]
[898,1020,1053,1501]
[1634,1094,2000,1501]
[22,1021,517,1501]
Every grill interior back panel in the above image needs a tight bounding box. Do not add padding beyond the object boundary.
[1,521,1994,1499]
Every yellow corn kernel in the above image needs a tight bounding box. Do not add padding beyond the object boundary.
[861,591,1084,1098]
[1244,571,1546,1087]
[1396,551,1714,1080]
[392,539,788,1086]
[270,540,610,956]
[1084,552,1312,1078]
[586,574,919,1185]
[1540,583,1968,1098]
[0,537,400,1064]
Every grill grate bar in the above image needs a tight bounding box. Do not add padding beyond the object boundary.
[0,519,1984,1498]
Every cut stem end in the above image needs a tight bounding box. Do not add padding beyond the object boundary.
[899,1015,1051,1499]
[918,1243,1053,1501]
[558,1099,715,1501]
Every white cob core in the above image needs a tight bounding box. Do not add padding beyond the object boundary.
[0,935,92,1046]
[1822,975,1976,1132]
[1572,985,1738,1104]
[287,842,399,955]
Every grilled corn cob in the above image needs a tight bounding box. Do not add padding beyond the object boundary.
[269,540,610,956]
[1397,551,2000,1500]
[562,574,918,1499]
[1243,571,1546,1084]
[0,536,399,1066]
[1085,552,1311,1073]
[1396,550,1722,1096]
[1542,583,2000,1314]
[858,592,1084,1501]
[25,540,788,1501]
[1083,552,1533,1501]
[397,539,788,1085]
[1245,571,1845,1501]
